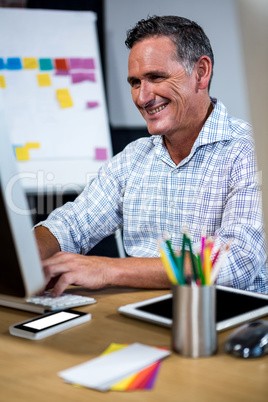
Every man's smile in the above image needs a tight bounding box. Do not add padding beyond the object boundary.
[146,103,168,115]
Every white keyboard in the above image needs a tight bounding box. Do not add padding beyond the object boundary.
[26,291,96,312]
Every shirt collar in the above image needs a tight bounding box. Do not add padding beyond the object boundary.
[151,98,231,168]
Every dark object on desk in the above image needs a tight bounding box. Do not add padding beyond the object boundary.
[225,320,268,358]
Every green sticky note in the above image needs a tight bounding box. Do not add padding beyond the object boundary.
[39,58,53,71]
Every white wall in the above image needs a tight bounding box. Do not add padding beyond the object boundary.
[104,0,250,127]
[237,0,268,233]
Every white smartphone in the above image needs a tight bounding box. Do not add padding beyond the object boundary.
[9,309,91,340]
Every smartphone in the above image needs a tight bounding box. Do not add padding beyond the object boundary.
[9,309,91,340]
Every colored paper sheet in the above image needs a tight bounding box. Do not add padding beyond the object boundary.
[6,57,22,70]
[56,88,73,108]
[71,72,96,84]
[143,361,161,389]
[101,343,128,355]
[37,73,51,87]
[39,58,53,71]
[110,373,137,391]
[86,101,99,109]
[128,361,161,390]
[95,148,107,161]
[97,344,163,392]
[15,147,30,161]
[54,58,69,70]
[0,58,5,69]
[111,362,161,391]
[23,58,38,69]
[0,75,6,88]
[58,343,170,392]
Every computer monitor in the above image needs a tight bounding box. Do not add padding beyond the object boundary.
[0,107,45,307]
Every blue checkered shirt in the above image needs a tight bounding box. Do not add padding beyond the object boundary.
[39,99,268,293]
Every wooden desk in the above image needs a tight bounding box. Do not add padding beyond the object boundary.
[0,288,267,402]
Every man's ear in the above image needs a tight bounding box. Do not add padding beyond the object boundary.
[196,55,212,90]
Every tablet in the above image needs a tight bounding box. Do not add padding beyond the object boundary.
[118,286,268,332]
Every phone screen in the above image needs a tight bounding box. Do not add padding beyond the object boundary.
[23,311,80,331]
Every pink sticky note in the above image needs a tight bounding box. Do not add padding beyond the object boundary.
[95,148,107,161]
[83,72,96,82]
[86,101,99,109]
[82,58,95,69]
[55,70,70,76]
[71,72,96,84]
[69,58,82,69]
[71,73,84,84]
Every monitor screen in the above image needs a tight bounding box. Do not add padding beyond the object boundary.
[0,106,45,304]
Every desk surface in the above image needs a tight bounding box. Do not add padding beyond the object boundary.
[0,287,267,402]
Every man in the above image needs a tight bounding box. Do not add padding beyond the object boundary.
[35,15,267,296]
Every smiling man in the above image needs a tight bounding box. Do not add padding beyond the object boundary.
[35,16,267,295]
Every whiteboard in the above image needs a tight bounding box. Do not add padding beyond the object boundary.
[104,0,251,127]
[0,8,112,193]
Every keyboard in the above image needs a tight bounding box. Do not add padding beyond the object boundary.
[0,292,96,314]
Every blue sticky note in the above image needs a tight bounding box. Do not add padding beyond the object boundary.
[6,57,22,70]
[12,144,23,157]
[0,58,5,69]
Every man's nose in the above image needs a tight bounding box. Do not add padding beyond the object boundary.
[136,81,154,108]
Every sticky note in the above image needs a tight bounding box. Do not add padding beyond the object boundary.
[95,148,107,161]
[25,142,40,149]
[15,147,30,161]
[69,58,82,69]
[56,88,73,108]
[39,58,53,71]
[71,72,96,84]
[82,58,95,69]
[37,73,51,87]
[69,58,95,69]
[23,58,38,69]
[86,101,99,109]
[0,75,6,88]
[6,58,22,70]
[54,58,69,70]
[55,70,69,76]
[0,58,5,69]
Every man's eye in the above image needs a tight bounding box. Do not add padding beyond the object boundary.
[151,75,164,82]
[131,80,140,88]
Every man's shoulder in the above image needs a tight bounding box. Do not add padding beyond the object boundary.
[212,98,253,142]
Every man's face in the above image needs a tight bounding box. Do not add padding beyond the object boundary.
[128,36,199,139]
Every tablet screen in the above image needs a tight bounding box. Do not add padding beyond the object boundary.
[137,288,268,321]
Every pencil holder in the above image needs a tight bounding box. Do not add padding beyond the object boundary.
[172,285,217,358]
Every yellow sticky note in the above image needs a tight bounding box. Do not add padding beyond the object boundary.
[0,75,6,88]
[15,147,30,161]
[56,88,70,100]
[56,88,73,108]
[59,99,73,108]
[23,58,38,69]
[37,73,51,87]
[25,142,40,149]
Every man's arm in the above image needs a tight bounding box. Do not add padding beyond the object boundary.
[39,251,171,297]
[34,226,61,260]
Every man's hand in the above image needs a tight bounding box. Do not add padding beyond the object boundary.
[42,251,171,297]
[42,252,111,296]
